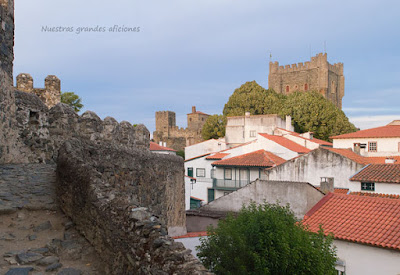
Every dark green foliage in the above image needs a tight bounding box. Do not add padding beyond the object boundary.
[202,114,227,140]
[176,150,185,159]
[61,92,84,113]
[280,91,357,141]
[223,81,286,117]
[197,202,337,275]
[222,81,357,141]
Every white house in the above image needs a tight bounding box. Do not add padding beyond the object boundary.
[274,128,332,150]
[349,163,400,195]
[185,138,226,160]
[331,120,400,157]
[225,113,294,146]
[149,141,177,155]
[303,193,400,275]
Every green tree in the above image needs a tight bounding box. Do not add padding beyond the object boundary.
[280,91,357,141]
[223,81,285,117]
[202,114,227,140]
[61,92,83,112]
[197,202,337,275]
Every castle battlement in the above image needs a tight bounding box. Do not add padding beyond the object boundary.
[268,53,345,109]
[16,73,61,108]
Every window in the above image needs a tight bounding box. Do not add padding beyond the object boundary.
[196,168,205,177]
[304,83,308,91]
[369,142,377,152]
[250,130,256,137]
[286,85,290,93]
[187,167,193,177]
[361,182,375,191]
[224,168,232,180]
[210,168,216,179]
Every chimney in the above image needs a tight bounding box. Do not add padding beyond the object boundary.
[245,112,251,118]
[163,142,167,147]
[385,158,396,164]
[192,106,196,113]
[320,177,334,194]
[285,115,292,131]
[159,141,163,146]
[353,143,361,155]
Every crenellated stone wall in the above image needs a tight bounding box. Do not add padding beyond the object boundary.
[16,73,62,108]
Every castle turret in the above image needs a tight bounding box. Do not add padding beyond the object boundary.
[45,75,61,92]
[16,73,33,92]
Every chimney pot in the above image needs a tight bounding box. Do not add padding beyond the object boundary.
[245,112,251,118]
[192,106,196,113]
[285,115,292,131]
[320,177,334,194]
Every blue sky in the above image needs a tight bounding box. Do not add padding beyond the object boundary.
[14,0,400,133]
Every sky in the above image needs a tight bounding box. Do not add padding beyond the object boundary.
[13,0,400,134]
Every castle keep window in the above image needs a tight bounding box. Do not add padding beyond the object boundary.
[286,85,289,93]
[304,84,308,91]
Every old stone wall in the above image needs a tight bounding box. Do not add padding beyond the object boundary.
[57,139,209,274]
[268,53,344,108]
[12,94,150,163]
[0,0,33,164]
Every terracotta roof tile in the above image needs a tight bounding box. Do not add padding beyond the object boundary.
[276,128,333,146]
[325,148,400,165]
[211,149,286,168]
[149,142,177,152]
[205,153,230,160]
[350,164,400,183]
[259,133,311,153]
[173,231,208,239]
[331,125,400,139]
[350,192,400,200]
[303,193,400,251]
[190,196,204,201]
[316,187,349,194]
[184,153,212,162]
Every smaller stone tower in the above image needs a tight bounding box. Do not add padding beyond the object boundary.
[16,73,62,108]
[155,111,176,135]
[187,106,210,131]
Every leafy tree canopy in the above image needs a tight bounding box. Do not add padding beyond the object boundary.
[61,92,84,113]
[197,202,337,275]
[202,114,227,140]
[280,91,357,141]
[222,81,357,141]
[223,81,286,117]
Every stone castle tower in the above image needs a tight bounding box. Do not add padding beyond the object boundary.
[154,106,209,151]
[16,73,61,108]
[268,53,344,109]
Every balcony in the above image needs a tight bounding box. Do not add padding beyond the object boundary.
[213,179,250,190]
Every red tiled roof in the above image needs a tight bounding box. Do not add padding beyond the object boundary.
[185,175,196,181]
[316,187,349,194]
[259,133,311,153]
[149,142,177,152]
[173,231,208,239]
[190,196,204,201]
[350,192,400,200]
[350,164,400,183]
[325,148,400,165]
[303,193,400,251]
[331,124,400,139]
[211,149,286,168]
[185,153,212,162]
[325,148,367,164]
[276,128,332,146]
[205,153,230,160]
[365,156,400,164]
[187,111,209,116]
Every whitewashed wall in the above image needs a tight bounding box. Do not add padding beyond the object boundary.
[333,138,400,156]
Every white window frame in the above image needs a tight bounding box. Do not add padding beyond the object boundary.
[196,168,205,177]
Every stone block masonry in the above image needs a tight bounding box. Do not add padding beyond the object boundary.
[57,139,211,274]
